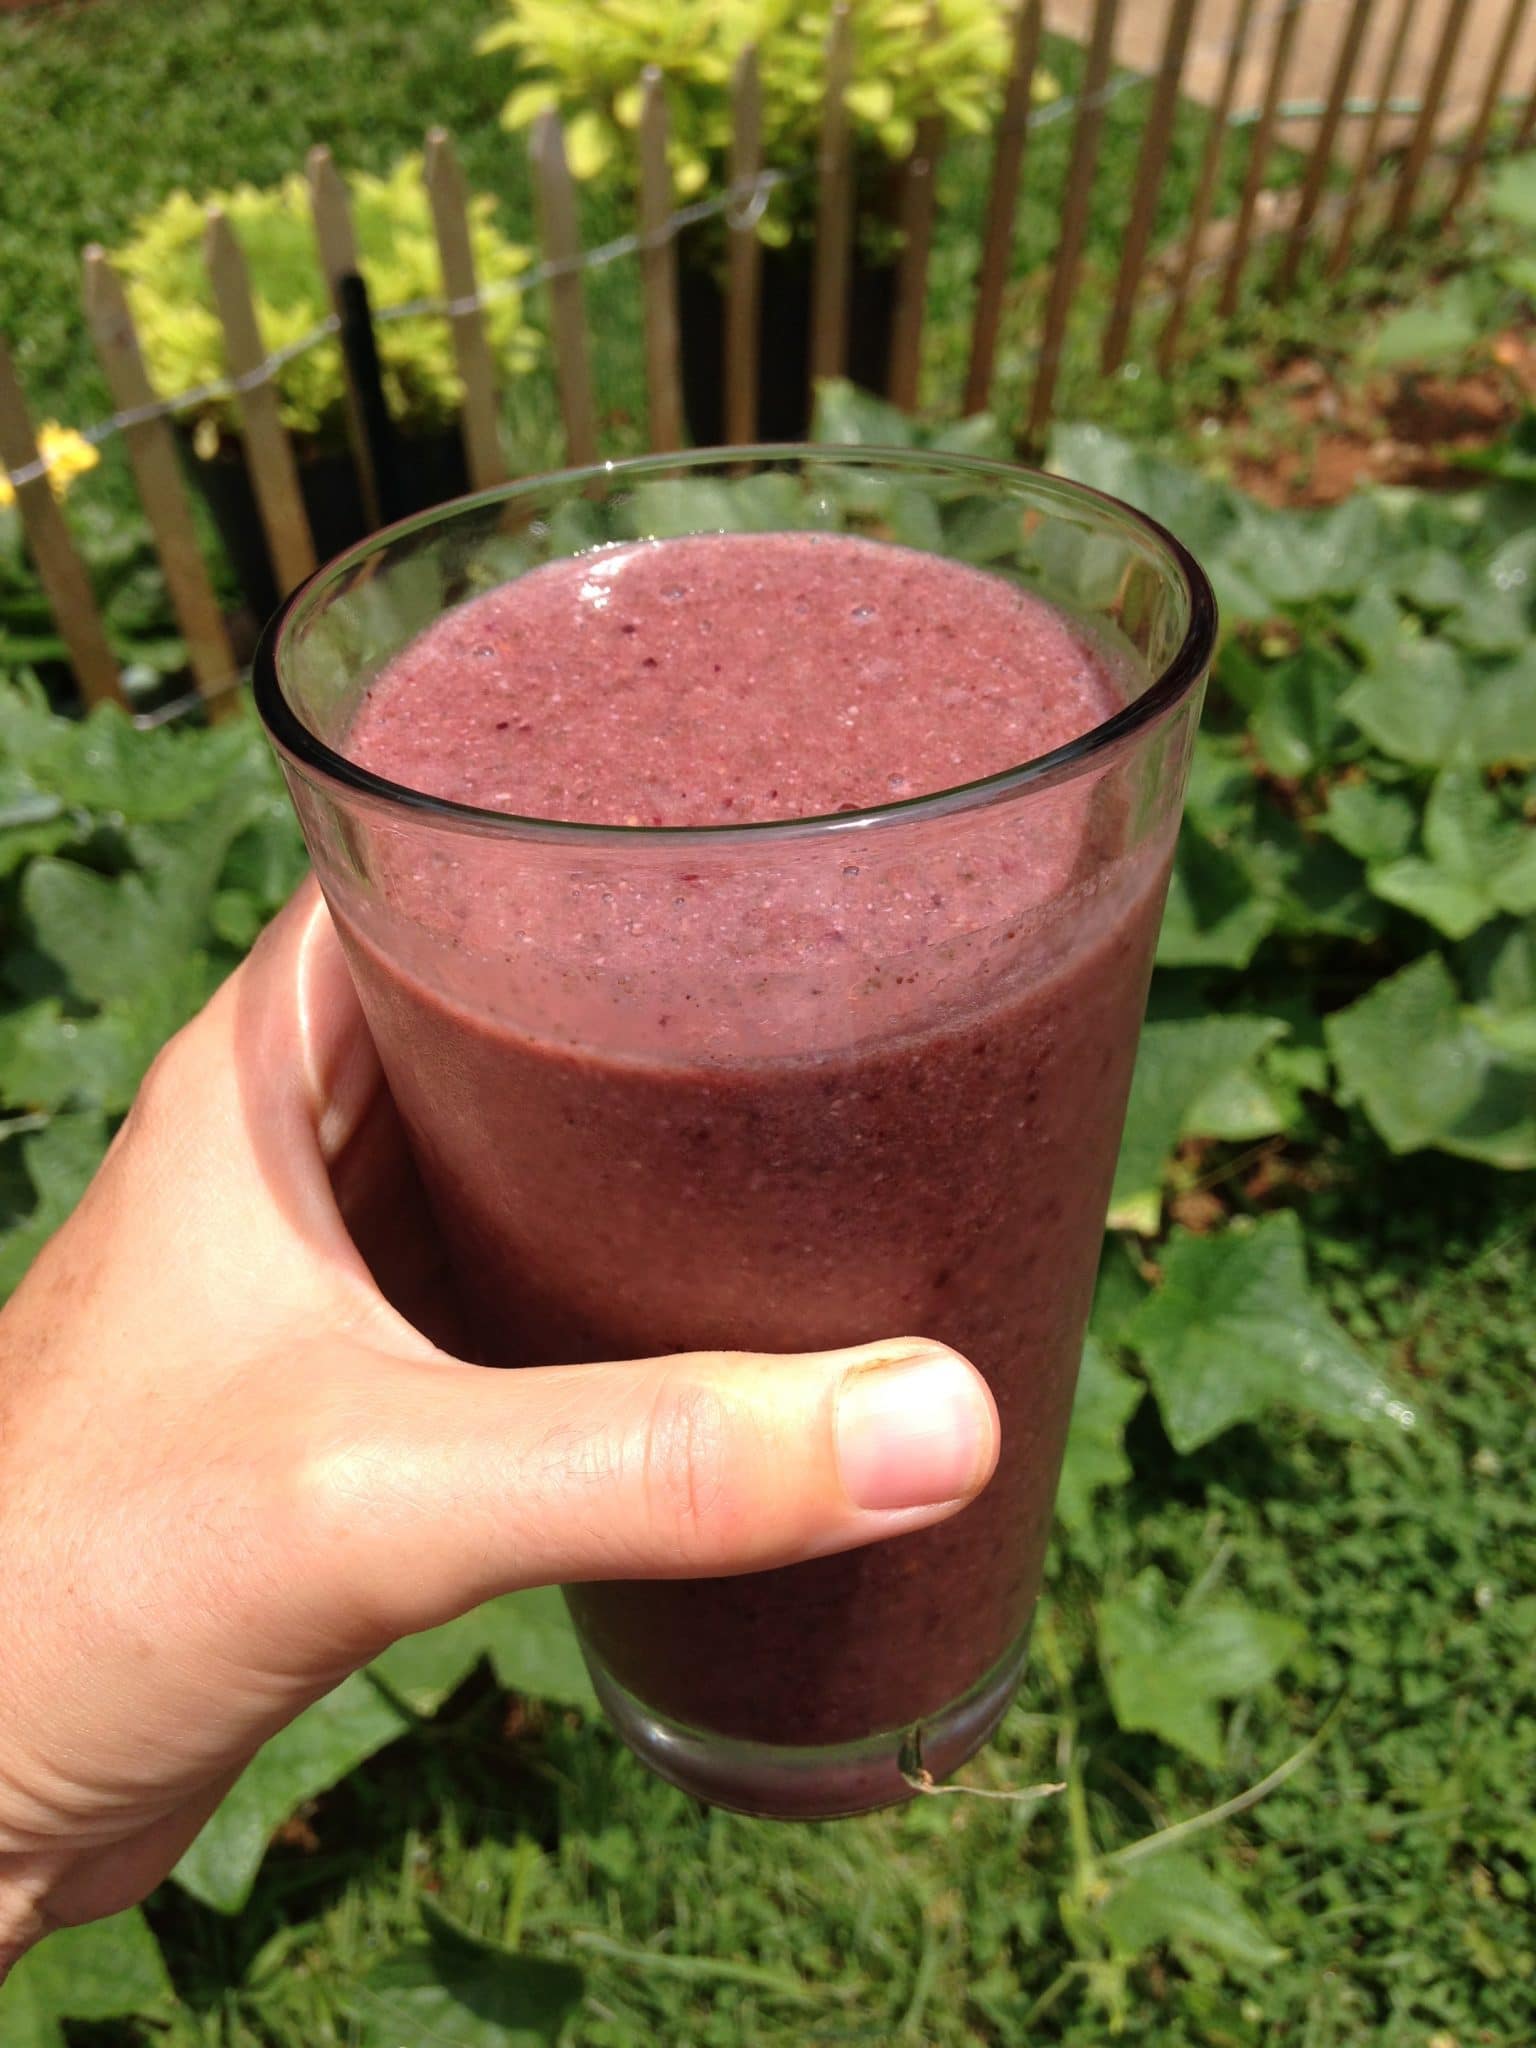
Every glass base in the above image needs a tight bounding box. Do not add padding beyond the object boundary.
[584,1633,1031,1821]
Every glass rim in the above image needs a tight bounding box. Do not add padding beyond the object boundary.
[253,443,1218,847]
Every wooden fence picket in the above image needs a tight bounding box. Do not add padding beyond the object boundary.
[809,0,855,392]
[1446,0,1534,217]
[1218,0,1303,316]
[887,103,946,411]
[1274,0,1380,298]
[1158,0,1257,374]
[725,47,764,444]
[0,336,123,707]
[637,69,686,454]
[203,206,317,596]
[424,126,510,492]
[1100,0,1198,375]
[964,0,1043,417]
[530,112,600,470]
[306,145,382,528]
[1389,0,1477,232]
[1327,0,1416,279]
[1026,0,1120,444]
[1519,59,1536,150]
[81,247,237,716]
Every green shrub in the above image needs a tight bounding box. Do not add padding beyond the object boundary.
[112,156,541,446]
[477,0,1034,243]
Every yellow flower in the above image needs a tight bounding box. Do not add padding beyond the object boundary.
[0,422,101,509]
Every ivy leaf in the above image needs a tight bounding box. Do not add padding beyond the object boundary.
[1110,1016,1286,1232]
[1465,650,1536,767]
[1097,1568,1304,1766]
[1055,1337,1143,1534]
[1368,753,1536,940]
[1366,290,1480,367]
[355,1898,583,2048]
[0,1909,172,2044]
[1316,779,1417,863]
[482,1587,597,1710]
[811,376,918,449]
[1095,1854,1285,1969]
[1340,639,1467,765]
[1250,652,1344,779]
[370,1589,595,1715]
[1156,832,1278,971]
[1326,952,1536,1168]
[0,1113,109,1299]
[1127,1213,1403,1453]
[173,1674,410,1913]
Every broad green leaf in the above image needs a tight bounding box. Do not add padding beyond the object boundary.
[1326,952,1536,1168]
[1090,1235,1149,1349]
[1336,582,1409,666]
[1251,653,1343,779]
[1366,291,1480,367]
[1465,650,1536,767]
[1368,857,1492,940]
[1055,1337,1143,1534]
[0,961,212,1114]
[0,1113,109,1298]
[1317,779,1416,863]
[0,1908,172,2043]
[369,1589,595,1714]
[1127,1212,1404,1453]
[173,1674,410,1913]
[483,1587,597,1710]
[1156,832,1278,971]
[1096,1854,1285,1968]
[1340,639,1467,765]
[811,377,918,449]
[355,1898,583,2048]
[1110,1016,1286,1231]
[1182,1044,1296,1142]
[1486,154,1536,229]
[1097,1568,1303,1766]
[1390,547,1477,617]
[369,1611,495,1716]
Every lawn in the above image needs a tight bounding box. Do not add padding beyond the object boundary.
[2,3,1535,2044]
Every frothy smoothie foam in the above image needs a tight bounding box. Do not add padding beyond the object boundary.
[334,529,1172,1813]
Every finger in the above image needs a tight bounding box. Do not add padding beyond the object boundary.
[293,1336,1001,1651]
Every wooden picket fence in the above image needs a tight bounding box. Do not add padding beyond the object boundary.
[2,0,1534,719]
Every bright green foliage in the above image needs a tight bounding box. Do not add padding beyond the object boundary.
[1124,1213,1404,1455]
[476,0,1024,239]
[357,1899,584,2046]
[1,502,182,685]
[0,1910,173,2047]
[1097,1567,1304,1767]
[112,158,540,441]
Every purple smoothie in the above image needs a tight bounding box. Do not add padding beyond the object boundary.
[335,531,1171,1798]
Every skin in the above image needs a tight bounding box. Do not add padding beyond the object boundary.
[0,886,998,1977]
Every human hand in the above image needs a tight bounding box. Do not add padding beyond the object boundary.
[0,885,998,1973]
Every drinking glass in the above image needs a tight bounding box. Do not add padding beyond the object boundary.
[255,447,1215,1818]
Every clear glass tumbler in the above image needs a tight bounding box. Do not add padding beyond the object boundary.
[255,448,1215,1819]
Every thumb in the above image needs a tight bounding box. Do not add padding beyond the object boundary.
[295,1335,1000,1651]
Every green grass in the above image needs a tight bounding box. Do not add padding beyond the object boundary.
[124,1160,1535,2047]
